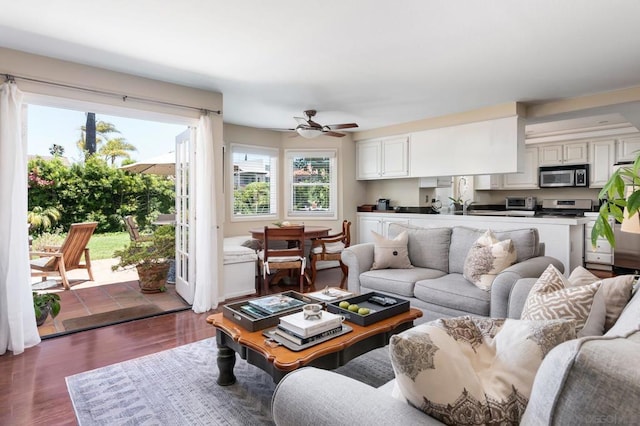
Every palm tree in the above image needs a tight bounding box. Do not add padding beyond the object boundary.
[77,119,121,158]
[100,137,138,165]
[27,206,62,233]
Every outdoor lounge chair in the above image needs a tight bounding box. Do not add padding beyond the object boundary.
[30,222,98,290]
[123,215,152,242]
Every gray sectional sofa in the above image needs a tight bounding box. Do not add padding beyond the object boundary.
[272,275,640,425]
[341,223,563,321]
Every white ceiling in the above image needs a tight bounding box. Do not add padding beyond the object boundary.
[2,1,640,132]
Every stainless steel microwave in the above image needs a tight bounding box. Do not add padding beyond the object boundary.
[539,164,589,188]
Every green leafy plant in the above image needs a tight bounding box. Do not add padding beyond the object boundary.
[591,153,640,247]
[33,292,61,322]
[112,226,175,270]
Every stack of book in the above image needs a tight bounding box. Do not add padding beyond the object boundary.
[239,294,306,318]
[275,310,344,345]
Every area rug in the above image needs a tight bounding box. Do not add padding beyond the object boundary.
[66,337,394,425]
[62,305,166,331]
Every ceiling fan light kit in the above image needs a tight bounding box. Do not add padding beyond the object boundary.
[282,109,359,138]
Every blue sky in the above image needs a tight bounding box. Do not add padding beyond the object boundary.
[27,105,188,164]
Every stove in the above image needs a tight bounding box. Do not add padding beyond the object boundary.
[534,199,593,218]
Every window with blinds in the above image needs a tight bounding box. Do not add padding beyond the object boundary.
[230,144,278,219]
[286,150,337,219]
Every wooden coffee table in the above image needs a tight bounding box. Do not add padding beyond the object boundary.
[206,308,422,385]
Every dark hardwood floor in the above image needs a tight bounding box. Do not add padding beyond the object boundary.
[0,268,343,425]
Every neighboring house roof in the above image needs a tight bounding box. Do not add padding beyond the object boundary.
[28,155,71,167]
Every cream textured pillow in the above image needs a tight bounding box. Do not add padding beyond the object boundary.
[371,230,413,270]
[389,316,576,426]
[567,266,636,331]
[463,230,517,290]
[521,264,605,336]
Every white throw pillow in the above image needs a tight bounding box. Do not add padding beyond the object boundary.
[371,230,413,270]
[463,230,517,290]
[521,264,605,337]
[389,316,576,426]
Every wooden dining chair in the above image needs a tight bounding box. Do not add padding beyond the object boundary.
[30,222,98,290]
[309,220,351,288]
[258,225,306,294]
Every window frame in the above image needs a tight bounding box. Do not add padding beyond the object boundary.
[285,149,337,220]
[229,143,278,221]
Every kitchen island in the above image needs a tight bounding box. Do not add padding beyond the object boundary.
[357,212,589,275]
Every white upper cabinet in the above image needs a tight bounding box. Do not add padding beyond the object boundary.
[589,140,615,188]
[538,142,588,166]
[616,136,640,162]
[356,136,409,180]
[419,176,452,188]
[474,174,503,190]
[502,146,539,189]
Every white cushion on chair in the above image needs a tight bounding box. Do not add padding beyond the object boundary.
[258,251,303,263]
[311,242,345,254]
[30,257,55,268]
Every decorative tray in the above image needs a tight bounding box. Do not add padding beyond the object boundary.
[326,292,410,326]
[223,291,315,332]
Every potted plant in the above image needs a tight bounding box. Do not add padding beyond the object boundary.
[113,226,175,293]
[448,196,464,212]
[33,291,61,326]
[591,153,640,246]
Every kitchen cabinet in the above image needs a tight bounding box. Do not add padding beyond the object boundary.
[538,142,588,166]
[474,174,503,190]
[589,139,615,188]
[616,136,640,162]
[419,176,452,188]
[356,136,409,180]
[357,216,409,243]
[502,146,539,189]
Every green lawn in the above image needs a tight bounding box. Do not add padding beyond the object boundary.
[87,232,130,260]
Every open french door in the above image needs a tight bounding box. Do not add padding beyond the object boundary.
[175,128,196,304]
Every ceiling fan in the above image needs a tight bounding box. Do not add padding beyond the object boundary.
[284,110,359,138]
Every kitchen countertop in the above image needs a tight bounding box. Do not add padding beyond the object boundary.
[357,210,591,225]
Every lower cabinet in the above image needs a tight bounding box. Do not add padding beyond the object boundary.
[584,218,614,271]
[358,216,409,244]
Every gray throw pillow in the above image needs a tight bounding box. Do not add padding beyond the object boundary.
[388,223,451,272]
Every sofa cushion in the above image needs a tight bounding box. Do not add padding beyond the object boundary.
[371,230,413,270]
[389,316,576,426]
[463,230,517,291]
[360,268,446,298]
[414,273,491,316]
[605,281,640,337]
[521,264,605,337]
[449,227,539,274]
[388,223,451,272]
[568,266,636,331]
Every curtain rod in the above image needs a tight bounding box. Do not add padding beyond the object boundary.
[3,73,221,116]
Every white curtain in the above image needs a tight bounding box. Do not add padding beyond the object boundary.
[192,113,219,312]
[0,82,41,354]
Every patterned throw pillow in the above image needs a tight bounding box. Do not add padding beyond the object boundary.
[371,230,413,270]
[463,230,517,290]
[521,264,605,336]
[389,316,576,426]
[567,266,636,331]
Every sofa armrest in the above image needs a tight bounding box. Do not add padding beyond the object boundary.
[507,278,538,318]
[341,243,375,294]
[272,367,441,426]
[490,256,564,318]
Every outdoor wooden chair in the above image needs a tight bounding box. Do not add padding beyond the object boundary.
[258,225,306,294]
[124,215,152,242]
[30,222,98,290]
[309,220,351,288]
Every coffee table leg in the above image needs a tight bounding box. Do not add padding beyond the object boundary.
[216,344,237,386]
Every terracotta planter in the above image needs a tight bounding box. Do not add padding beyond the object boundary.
[136,263,170,293]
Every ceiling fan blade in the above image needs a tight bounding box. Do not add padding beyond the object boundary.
[326,123,359,130]
[323,130,346,137]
